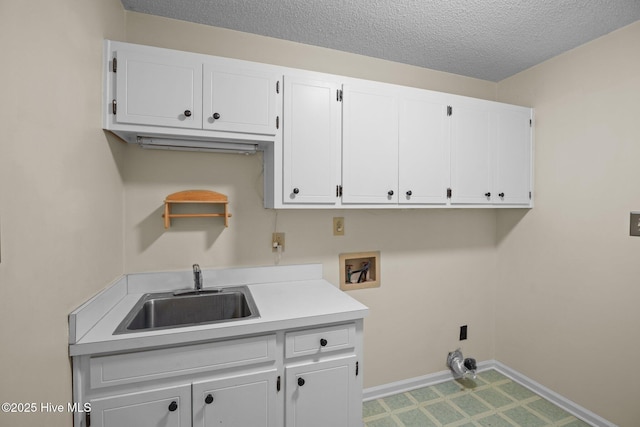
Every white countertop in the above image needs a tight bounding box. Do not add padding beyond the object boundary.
[69,264,368,356]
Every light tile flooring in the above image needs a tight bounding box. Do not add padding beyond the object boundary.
[363,370,592,427]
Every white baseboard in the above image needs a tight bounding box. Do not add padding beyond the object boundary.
[363,360,616,427]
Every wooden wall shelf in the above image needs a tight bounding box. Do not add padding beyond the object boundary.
[163,190,231,228]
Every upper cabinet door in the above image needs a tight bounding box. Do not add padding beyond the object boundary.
[342,83,399,204]
[115,49,202,129]
[283,76,341,204]
[493,106,532,205]
[202,63,279,135]
[449,100,492,204]
[398,92,450,205]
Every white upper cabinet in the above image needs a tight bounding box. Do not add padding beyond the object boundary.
[282,76,341,204]
[449,98,532,205]
[203,62,279,135]
[115,48,203,129]
[342,83,399,204]
[493,105,532,205]
[449,98,493,204]
[398,91,450,205]
[104,41,281,146]
[104,41,533,209]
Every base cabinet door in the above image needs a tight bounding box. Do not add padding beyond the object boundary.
[285,356,358,427]
[193,369,278,427]
[89,384,191,427]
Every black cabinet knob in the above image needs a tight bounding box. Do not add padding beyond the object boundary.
[320,338,328,347]
[293,188,300,194]
[168,401,178,412]
[184,110,192,117]
[499,192,505,198]
[205,394,214,404]
[297,377,305,387]
[406,190,412,196]
[213,112,221,120]
[388,190,394,196]
[485,192,491,198]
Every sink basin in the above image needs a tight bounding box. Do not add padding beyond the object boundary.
[114,286,259,334]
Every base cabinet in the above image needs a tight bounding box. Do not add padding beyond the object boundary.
[74,321,363,427]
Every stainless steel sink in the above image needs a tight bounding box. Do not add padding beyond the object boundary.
[114,286,259,334]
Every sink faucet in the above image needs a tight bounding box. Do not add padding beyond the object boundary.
[193,264,203,291]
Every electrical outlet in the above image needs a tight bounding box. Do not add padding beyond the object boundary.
[630,212,640,236]
[459,325,468,341]
[333,217,345,236]
[272,232,285,252]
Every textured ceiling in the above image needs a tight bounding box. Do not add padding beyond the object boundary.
[120,0,640,81]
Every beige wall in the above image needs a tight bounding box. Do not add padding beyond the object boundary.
[0,1,126,426]
[496,21,640,426]
[122,12,499,388]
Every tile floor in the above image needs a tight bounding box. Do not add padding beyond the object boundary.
[363,370,592,427]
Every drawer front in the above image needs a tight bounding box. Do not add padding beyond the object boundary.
[285,323,355,359]
[90,334,276,389]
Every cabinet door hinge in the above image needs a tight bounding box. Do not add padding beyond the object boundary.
[276,80,280,94]
[112,57,117,73]
[337,89,343,102]
[112,99,117,115]
[277,375,281,392]
[447,105,452,116]
[276,116,280,129]
[447,188,452,199]
[336,185,343,197]
[86,412,91,427]
[356,361,359,376]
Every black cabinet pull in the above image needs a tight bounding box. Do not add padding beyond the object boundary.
[184,110,192,117]
[320,338,328,347]
[293,188,300,194]
[499,192,505,198]
[205,394,214,404]
[387,190,394,196]
[406,190,412,196]
[213,112,221,120]
[297,377,305,387]
[484,192,491,198]
[168,401,178,412]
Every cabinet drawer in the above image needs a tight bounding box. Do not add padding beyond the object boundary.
[90,335,276,389]
[285,324,355,359]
